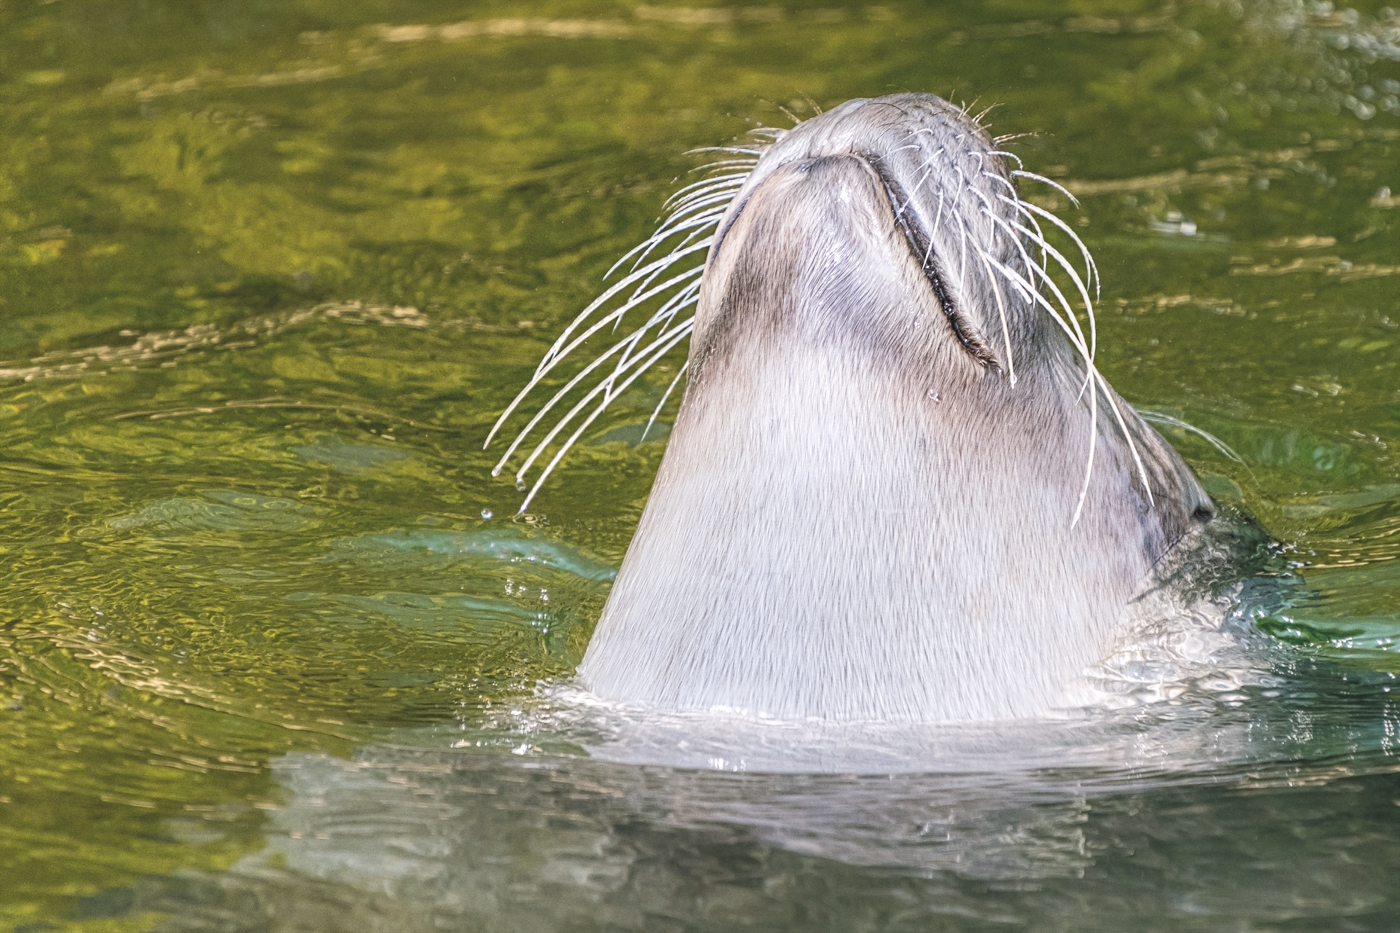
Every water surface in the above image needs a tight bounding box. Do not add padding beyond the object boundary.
[1,1,1398,930]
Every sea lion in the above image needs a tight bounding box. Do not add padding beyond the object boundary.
[492,92,1215,722]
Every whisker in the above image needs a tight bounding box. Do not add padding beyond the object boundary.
[1010,170,1080,208]
[993,184,1051,277]
[492,318,656,477]
[999,214,1097,360]
[1010,218,1096,362]
[665,180,748,213]
[970,239,1016,384]
[1010,197,1100,296]
[485,248,708,449]
[986,149,1025,171]
[1091,369,1155,510]
[664,173,751,210]
[516,321,694,511]
[1136,410,1245,463]
[903,147,946,213]
[988,179,1051,279]
[979,207,1091,360]
[981,255,1100,524]
[489,131,761,501]
[516,316,693,483]
[617,206,729,278]
[641,359,690,442]
[687,145,764,155]
[654,191,741,232]
[554,238,710,356]
[687,158,761,174]
[991,237,1155,513]
[614,277,702,370]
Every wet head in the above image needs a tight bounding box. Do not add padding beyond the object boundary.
[492,92,1218,723]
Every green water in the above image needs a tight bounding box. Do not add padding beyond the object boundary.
[1,1,1398,930]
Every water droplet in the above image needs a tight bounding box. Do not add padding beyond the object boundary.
[481,508,493,520]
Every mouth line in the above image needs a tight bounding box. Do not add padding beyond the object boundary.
[713,149,1003,374]
[860,150,1002,373]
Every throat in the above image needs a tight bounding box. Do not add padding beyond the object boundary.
[577,337,1141,722]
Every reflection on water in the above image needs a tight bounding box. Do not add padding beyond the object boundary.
[1,0,1398,929]
[98,577,1400,930]
[138,671,1400,932]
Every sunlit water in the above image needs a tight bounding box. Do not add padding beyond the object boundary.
[1,1,1398,930]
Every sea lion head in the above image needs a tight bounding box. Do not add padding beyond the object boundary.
[494,92,1215,722]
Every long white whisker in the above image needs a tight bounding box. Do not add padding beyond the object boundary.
[687,158,760,174]
[659,191,744,230]
[993,183,1052,282]
[981,253,1099,523]
[595,261,704,354]
[619,238,713,318]
[987,149,1025,170]
[1011,170,1080,208]
[970,239,1016,384]
[516,317,693,483]
[616,208,728,277]
[1136,410,1245,463]
[918,190,945,280]
[982,170,1017,196]
[641,359,690,442]
[686,146,763,156]
[999,214,1095,347]
[996,186,1052,278]
[1011,196,1101,296]
[516,321,694,511]
[1000,214,1097,361]
[664,173,751,210]
[488,136,756,503]
[1092,369,1155,509]
[544,240,708,362]
[666,176,748,208]
[991,242,1153,511]
[492,320,656,476]
[980,208,1090,360]
[614,277,702,370]
[900,148,946,217]
[1076,383,1099,528]
[661,186,746,221]
[485,252,706,448]
[607,208,720,279]
[550,239,708,360]
[946,186,972,292]
[983,256,1089,362]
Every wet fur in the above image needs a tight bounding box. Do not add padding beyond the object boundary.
[499,94,1214,721]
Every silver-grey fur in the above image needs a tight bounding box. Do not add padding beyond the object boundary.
[494,93,1214,722]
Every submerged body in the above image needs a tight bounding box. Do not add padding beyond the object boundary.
[507,93,1214,721]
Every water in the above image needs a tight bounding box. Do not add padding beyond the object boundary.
[1,0,1398,929]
